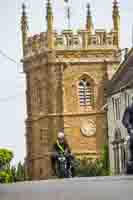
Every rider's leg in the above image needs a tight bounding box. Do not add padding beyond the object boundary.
[66,155,75,177]
[130,137,133,161]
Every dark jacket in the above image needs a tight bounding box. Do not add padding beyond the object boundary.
[122,104,133,130]
[53,140,71,154]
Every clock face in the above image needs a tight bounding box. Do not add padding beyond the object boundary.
[80,120,96,137]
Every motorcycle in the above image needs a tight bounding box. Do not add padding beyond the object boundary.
[55,152,73,178]
[125,130,133,174]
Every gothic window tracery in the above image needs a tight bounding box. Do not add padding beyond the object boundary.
[78,78,93,107]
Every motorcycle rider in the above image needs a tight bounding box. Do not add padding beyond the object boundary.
[51,131,75,176]
[122,98,133,162]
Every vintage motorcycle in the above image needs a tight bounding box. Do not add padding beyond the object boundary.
[125,131,133,174]
[55,152,73,178]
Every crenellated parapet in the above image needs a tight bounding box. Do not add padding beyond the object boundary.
[21,0,120,58]
[55,29,116,48]
[24,32,47,57]
[23,29,118,58]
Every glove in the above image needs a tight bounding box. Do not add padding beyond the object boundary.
[127,128,133,135]
[130,129,133,134]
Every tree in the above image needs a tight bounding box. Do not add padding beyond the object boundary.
[15,162,26,181]
[0,149,13,170]
[0,149,28,183]
[0,149,14,183]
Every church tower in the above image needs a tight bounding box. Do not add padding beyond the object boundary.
[21,0,121,180]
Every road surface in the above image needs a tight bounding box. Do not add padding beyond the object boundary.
[0,176,133,200]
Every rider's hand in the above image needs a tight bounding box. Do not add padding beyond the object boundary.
[130,129,133,134]
[64,149,68,153]
[64,149,70,157]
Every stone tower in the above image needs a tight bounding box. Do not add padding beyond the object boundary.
[21,0,121,180]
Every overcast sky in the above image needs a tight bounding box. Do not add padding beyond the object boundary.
[0,0,132,164]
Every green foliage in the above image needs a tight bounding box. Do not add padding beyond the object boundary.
[0,148,28,183]
[0,149,13,170]
[75,144,110,177]
[0,162,28,183]
[13,162,27,182]
[0,171,12,183]
[0,149,14,183]
[10,166,16,181]
[100,144,110,176]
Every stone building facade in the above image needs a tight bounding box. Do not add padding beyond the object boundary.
[107,48,133,175]
[21,0,121,180]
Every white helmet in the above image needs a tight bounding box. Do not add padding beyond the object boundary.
[57,132,65,139]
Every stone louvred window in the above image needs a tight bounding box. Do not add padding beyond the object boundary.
[26,126,32,156]
[40,129,48,146]
[32,79,43,111]
[36,85,42,110]
[79,79,92,106]
[40,129,45,145]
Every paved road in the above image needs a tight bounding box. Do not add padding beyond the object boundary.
[0,176,133,200]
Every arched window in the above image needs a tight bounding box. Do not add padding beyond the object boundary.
[79,78,93,106]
